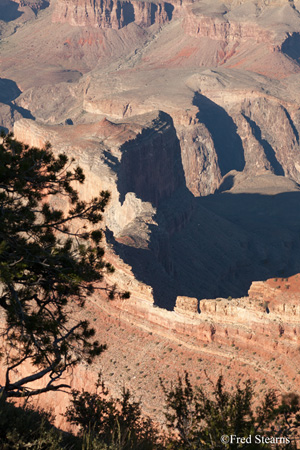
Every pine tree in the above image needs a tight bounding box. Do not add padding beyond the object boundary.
[0,132,128,400]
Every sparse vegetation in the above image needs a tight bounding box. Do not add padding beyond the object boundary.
[161,373,300,449]
[65,376,160,450]
[1,137,300,450]
[0,401,64,450]
[1,373,300,449]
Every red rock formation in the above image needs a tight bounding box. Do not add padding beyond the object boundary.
[182,8,272,44]
[52,0,173,29]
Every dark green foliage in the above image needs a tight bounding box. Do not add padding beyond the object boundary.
[0,401,63,450]
[1,374,300,450]
[162,372,300,449]
[65,376,161,450]
[0,133,129,400]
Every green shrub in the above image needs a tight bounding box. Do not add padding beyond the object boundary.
[65,377,161,450]
[0,401,63,450]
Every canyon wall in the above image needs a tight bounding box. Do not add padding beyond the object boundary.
[1,271,300,429]
[182,9,272,44]
[51,0,300,62]
[13,112,189,236]
[52,0,174,29]
[107,274,300,359]
[117,112,185,207]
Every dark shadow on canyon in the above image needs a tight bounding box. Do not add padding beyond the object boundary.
[118,2,135,26]
[0,0,50,21]
[112,111,194,309]
[216,174,234,193]
[284,107,299,144]
[109,188,300,310]
[281,32,300,62]
[0,0,23,21]
[0,78,21,103]
[110,111,300,310]
[0,78,35,121]
[193,93,245,177]
[117,111,186,207]
[164,3,174,21]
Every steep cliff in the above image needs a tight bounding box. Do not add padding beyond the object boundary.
[13,111,189,236]
[182,5,272,44]
[52,0,174,29]
[13,114,300,310]
[4,0,300,311]
[117,112,185,206]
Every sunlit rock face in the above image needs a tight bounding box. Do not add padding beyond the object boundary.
[52,0,174,29]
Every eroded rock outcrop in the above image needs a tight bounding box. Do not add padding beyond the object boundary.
[52,0,174,29]
[182,6,272,44]
[107,274,300,357]
[13,111,188,236]
[174,296,198,316]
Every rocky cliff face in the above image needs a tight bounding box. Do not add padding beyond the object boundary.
[13,111,189,236]
[52,0,174,29]
[2,274,300,429]
[117,112,185,207]
[4,0,300,313]
[182,7,272,44]
[3,0,300,433]
[13,113,300,310]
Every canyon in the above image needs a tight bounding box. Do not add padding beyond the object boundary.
[1,0,300,430]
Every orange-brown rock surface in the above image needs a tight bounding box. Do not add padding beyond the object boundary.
[2,275,300,428]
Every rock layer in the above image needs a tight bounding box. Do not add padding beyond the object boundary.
[2,274,300,429]
[52,0,174,29]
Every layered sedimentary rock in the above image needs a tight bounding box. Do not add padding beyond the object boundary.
[182,0,300,53]
[12,113,300,310]
[102,275,300,366]
[3,0,300,433]
[52,0,174,29]
[1,271,300,429]
[182,6,271,44]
